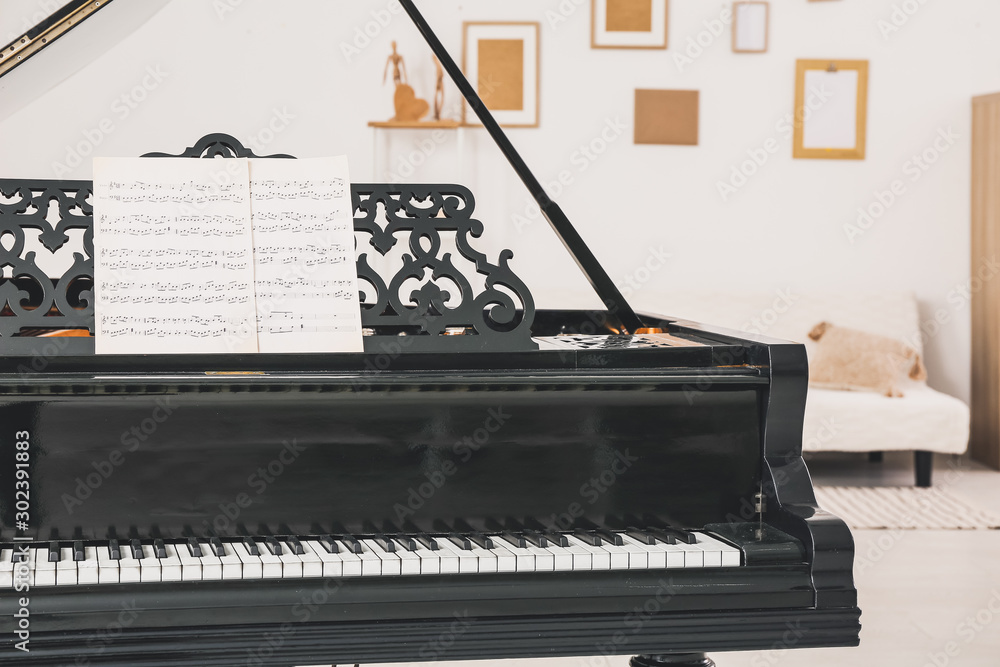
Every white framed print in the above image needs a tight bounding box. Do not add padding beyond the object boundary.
[462,22,540,128]
[592,0,669,50]
[732,2,769,53]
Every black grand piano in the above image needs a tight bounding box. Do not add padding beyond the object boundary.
[0,2,860,665]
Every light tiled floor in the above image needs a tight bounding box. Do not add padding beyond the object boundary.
[366,452,1000,667]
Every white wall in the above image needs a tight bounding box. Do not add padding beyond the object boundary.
[2,0,999,403]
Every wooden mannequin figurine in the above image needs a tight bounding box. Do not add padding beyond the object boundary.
[383,41,429,122]
[433,55,445,121]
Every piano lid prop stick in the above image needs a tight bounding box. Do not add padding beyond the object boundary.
[398,0,645,335]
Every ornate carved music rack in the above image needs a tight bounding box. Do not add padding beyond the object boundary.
[0,133,537,355]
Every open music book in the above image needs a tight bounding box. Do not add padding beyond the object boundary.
[92,156,363,354]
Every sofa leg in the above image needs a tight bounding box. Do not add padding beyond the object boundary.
[868,451,884,463]
[915,451,933,487]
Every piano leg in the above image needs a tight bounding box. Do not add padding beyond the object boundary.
[630,654,715,667]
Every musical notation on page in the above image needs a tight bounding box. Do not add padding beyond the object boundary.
[93,158,258,355]
[248,157,363,354]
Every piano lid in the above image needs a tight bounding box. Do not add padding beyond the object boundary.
[0,0,645,335]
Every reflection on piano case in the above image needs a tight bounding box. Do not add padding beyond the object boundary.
[0,2,859,666]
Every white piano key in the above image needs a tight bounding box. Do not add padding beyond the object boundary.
[232,542,265,579]
[693,533,742,567]
[392,543,422,576]
[468,543,498,574]
[617,538,649,569]
[35,548,57,586]
[0,549,14,588]
[159,544,183,582]
[56,548,77,586]
[177,543,204,581]
[491,536,536,572]
[301,540,343,578]
[196,541,224,581]
[353,541,382,577]
[137,544,163,583]
[271,543,303,579]
[565,535,610,570]
[412,545,442,575]
[78,547,99,585]
[335,541,364,577]
[620,535,667,569]
[292,542,323,578]
[544,543,575,572]
[560,539,594,571]
[97,546,120,584]
[362,539,401,576]
[523,542,555,572]
[437,538,479,574]
[117,546,142,584]
[595,540,631,570]
[488,542,518,573]
[673,540,705,568]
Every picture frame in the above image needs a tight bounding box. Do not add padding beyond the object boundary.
[732,2,769,54]
[462,22,540,128]
[793,59,869,160]
[591,0,669,50]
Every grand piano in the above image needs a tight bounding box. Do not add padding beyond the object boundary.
[0,2,860,665]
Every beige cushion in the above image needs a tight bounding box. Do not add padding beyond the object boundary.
[807,322,927,397]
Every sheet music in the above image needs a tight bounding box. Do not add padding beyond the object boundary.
[93,158,259,354]
[249,157,363,353]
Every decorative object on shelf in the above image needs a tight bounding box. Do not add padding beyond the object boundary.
[384,40,430,123]
[793,59,869,159]
[433,55,445,121]
[462,22,540,128]
[732,2,769,53]
[634,89,699,146]
[591,0,668,50]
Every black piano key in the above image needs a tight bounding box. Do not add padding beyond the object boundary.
[522,531,548,548]
[466,533,494,550]
[626,529,657,545]
[413,534,438,551]
[544,532,570,547]
[210,537,226,557]
[187,538,203,558]
[319,535,339,554]
[73,541,85,562]
[285,536,305,555]
[656,527,697,545]
[501,532,527,548]
[573,530,603,546]
[338,536,363,554]
[448,535,473,550]
[374,535,396,553]
[152,539,167,559]
[108,539,121,560]
[130,539,145,560]
[646,528,678,545]
[264,536,283,556]
[48,542,61,562]
[390,534,418,551]
[242,537,260,557]
[594,530,624,546]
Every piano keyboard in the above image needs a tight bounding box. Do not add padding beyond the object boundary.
[0,530,740,587]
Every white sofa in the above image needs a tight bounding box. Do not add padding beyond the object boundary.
[538,290,970,486]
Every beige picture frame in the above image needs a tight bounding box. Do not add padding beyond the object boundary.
[591,0,669,50]
[462,22,540,128]
[793,59,869,160]
[732,2,769,54]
